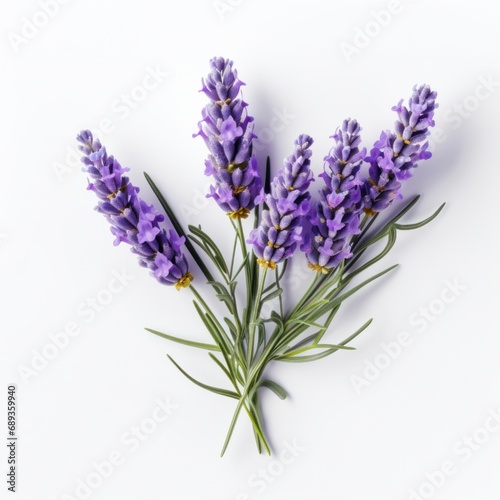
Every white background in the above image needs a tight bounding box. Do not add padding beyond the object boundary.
[1,1,499,499]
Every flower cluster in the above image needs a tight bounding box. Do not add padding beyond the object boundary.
[250,134,314,269]
[362,84,438,213]
[77,130,192,290]
[196,57,263,219]
[304,119,366,273]
[76,57,442,456]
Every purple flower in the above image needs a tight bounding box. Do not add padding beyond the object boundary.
[249,134,314,269]
[362,84,438,214]
[304,119,365,273]
[76,130,193,290]
[195,57,263,219]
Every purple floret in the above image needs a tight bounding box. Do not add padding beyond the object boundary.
[77,130,192,290]
[362,84,438,214]
[249,134,314,269]
[195,57,263,219]
[304,119,365,273]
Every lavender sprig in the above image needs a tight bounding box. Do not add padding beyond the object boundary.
[196,57,263,219]
[362,84,438,214]
[304,119,365,273]
[76,61,445,458]
[249,134,314,269]
[77,130,192,290]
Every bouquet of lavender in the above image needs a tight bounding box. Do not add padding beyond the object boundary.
[76,57,442,456]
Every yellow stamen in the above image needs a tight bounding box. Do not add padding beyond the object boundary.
[215,98,232,106]
[308,263,330,274]
[363,207,376,216]
[368,177,385,192]
[107,186,126,200]
[257,259,276,270]
[227,161,248,173]
[233,185,246,195]
[174,272,194,291]
[397,134,411,145]
[227,207,250,219]
[267,240,280,249]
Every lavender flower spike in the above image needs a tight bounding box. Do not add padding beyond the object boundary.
[196,57,263,219]
[362,84,438,214]
[249,134,314,270]
[76,130,193,290]
[304,119,365,273]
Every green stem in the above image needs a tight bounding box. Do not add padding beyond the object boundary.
[286,271,321,320]
[189,284,232,353]
[247,267,267,368]
[232,218,253,330]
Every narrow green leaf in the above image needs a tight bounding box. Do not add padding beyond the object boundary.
[287,319,325,329]
[192,301,231,354]
[312,303,341,346]
[276,317,372,363]
[255,321,266,354]
[143,172,214,283]
[281,343,355,358]
[265,310,284,329]
[384,194,421,227]
[393,202,445,231]
[293,299,329,318]
[145,328,220,352]
[276,259,288,282]
[167,355,239,399]
[282,332,319,353]
[353,196,421,254]
[231,252,250,281]
[189,225,229,274]
[276,349,344,363]
[261,287,283,303]
[264,156,271,194]
[333,264,398,308]
[206,280,237,315]
[279,318,374,363]
[223,317,238,338]
[343,227,397,284]
[259,379,288,400]
[208,352,236,383]
[337,318,373,347]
